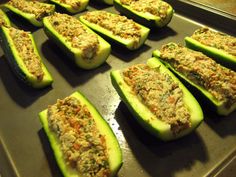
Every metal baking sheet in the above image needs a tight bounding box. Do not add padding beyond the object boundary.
[0,2,236,177]
[186,0,236,15]
[165,0,236,35]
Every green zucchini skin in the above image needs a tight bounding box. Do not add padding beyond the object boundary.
[114,0,174,28]
[49,0,89,14]
[185,37,236,71]
[0,9,11,27]
[94,0,113,5]
[39,91,123,177]
[110,57,203,141]
[152,50,236,116]
[3,2,55,27]
[0,26,53,88]
[43,15,111,70]
[79,12,150,50]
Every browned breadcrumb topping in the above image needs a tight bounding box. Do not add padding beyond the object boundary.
[9,27,44,81]
[8,0,54,21]
[0,10,9,27]
[82,11,141,43]
[47,13,99,60]
[47,96,110,177]
[55,0,81,9]
[123,64,191,134]
[191,27,236,57]
[160,43,236,108]
[120,0,170,19]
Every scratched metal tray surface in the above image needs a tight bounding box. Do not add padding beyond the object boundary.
[0,1,236,177]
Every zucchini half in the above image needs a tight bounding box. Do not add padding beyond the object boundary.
[49,0,89,14]
[0,26,53,88]
[153,50,236,116]
[0,9,11,27]
[39,91,123,177]
[43,14,111,69]
[3,1,55,27]
[114,0,174,28]
[79,11,150,50]
[185,36,236,71]
[110,58,203,141]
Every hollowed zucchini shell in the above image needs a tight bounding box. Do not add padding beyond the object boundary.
[110,57,203,141]
[43,15,111,70]
[0,9,11,27]
[3,2,55,27]
[153,50,236,116]
[39,91,123,177]
[79,12,150,50]
[114,0,174,28]
[185,36,236,71]
[49,0,89,14]
[0,26,53,88]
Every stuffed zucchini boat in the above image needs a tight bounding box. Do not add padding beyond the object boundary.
[43,13,111,69]
[79,10,150,50]
[0,9,11,27]
[39,91,123,177]
[111,58,203,141]
[153,43,236,116]
[49,0,89,14]
[114,0,174,28]
[185,27,236,70]
[0,26,53,88]
[4,0,55,27]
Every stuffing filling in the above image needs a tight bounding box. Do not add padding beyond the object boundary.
[7,0,54,21]
[47,96,110,177]
[47,13,99,60]
[160,43,236,108]
[55,0,81,9]
[120,0,170,20]
[82,11,141,46]
[9,27,44,81]
[123,64,191,134]
[191,27,236,57]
